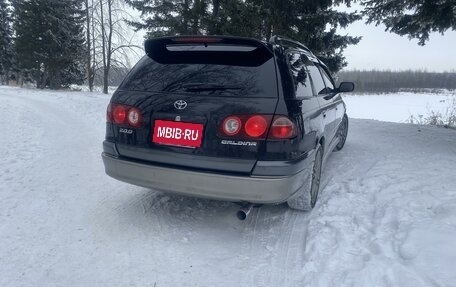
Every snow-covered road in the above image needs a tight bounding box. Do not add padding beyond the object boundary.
[1,86,456,287]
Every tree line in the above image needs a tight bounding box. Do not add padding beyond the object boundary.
[0,0,139,93]
[1,0,455,92]
[126,0,362,72]
[337,70,456,93]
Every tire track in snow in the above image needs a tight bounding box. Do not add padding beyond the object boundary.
[239,204,310,287]
[280,211,299,286]
[300,120,456,286]
[362,161,445,287]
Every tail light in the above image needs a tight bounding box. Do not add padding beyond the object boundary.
[107,103,143,128]
[113,105,127,124]
[245,115,268,137]
[106,103,112,122]
[269,116,296,139]
[220,114,296,140]
[222,116,242,136]
[127,108,143,127]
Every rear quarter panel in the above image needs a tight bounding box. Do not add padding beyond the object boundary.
[260,45,322,162]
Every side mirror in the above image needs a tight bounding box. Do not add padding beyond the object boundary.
[338,82,355,93]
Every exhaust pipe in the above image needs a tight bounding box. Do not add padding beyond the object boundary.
[236,203,254,220]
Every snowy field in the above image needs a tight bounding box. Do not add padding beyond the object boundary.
[1,86,456,287]
[344,92,456,123]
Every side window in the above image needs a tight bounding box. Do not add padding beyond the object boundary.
[319,66,335,92]
[304,59,326,95]
[287,52,313,98]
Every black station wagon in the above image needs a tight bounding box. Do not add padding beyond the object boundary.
[102,35,354,219]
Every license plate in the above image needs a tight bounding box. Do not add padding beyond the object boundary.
[153,120,204,148]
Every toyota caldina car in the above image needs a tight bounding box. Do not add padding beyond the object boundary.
[102,35,354,218]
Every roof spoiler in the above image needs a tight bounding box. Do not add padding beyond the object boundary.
[144,35,273,66]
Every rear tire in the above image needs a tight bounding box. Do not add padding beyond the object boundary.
[334,114,348,152]
[287,146,323,211]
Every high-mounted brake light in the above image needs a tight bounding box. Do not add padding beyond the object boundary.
[269,116,296,139]
[172,37,222,43]
[107,104,143,128]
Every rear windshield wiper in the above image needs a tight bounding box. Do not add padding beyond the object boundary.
[182,83,242,92]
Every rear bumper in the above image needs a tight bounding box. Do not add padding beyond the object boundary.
[101,152,313,204]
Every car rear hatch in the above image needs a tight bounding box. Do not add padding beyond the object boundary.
[108,36,279,174]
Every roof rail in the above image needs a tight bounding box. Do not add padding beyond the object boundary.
[269,35,313,54]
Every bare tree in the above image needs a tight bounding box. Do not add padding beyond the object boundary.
[83,0,142,93]
[99,0,108,94]
[84,0,95,91]
[95,0,141,94]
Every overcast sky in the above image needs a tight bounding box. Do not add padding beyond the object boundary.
[340,20,456,72]
[338,4,456,72]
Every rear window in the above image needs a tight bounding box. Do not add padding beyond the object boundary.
[119,56,278,98]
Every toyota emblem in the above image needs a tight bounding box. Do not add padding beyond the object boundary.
[174,100,187,110]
